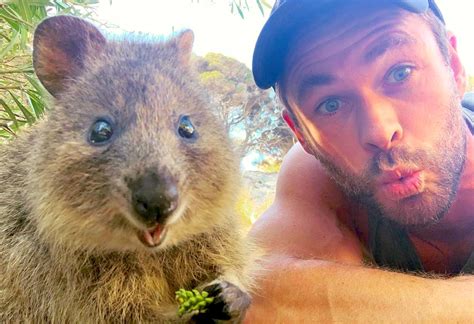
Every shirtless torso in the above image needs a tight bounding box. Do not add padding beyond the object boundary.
[246,0,474,321]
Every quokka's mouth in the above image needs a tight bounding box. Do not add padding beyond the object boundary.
[137,224,168,248]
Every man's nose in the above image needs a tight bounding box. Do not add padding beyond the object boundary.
[357,94,403,153]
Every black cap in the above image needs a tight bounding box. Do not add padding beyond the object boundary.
[252,0,445,89]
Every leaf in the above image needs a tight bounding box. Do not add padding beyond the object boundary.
[0,28,20,60]
[256,0,264,16]
[19,20,29,48]
[234,0,244,19]
[26,90,46,118]
[16,0,32,23]
[23,0,50,6]
[2,5,34,29]
[0,98,20,129]
[8,91,35,124]
[52,0,69,11]
[0,125,16,138]
[25,74,47,97]
[260,0,272,9]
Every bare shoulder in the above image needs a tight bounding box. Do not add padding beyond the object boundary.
[249,143,363,265]
[274,143,342,207]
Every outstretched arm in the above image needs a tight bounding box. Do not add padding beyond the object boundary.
[245,144,474,322]
[246,256,474,322]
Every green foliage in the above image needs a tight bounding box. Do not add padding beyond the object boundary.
[175,288,215,316]
[193,0,271,19]
[230,0,272,18]
[195,52,294,161]
[0,0,97,139]
[199,70,224,82]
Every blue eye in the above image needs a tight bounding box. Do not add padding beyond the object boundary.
[387,65,413,83]
[317,98,342,115]
[89,119,113,145]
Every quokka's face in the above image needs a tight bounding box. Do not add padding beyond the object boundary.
[32,16,238,252]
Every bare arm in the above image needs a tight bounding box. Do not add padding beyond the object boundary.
[246,144,474,322]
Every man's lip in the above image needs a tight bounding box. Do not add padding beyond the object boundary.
[378,169,421,185]
[137,224,167,248]
[377,169,425,201]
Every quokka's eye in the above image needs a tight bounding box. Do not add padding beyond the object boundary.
[89,119,114,145]
[177,115,196,139]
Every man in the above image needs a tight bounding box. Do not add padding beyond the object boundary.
[246,0,474,321]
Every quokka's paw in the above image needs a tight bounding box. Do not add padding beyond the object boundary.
[191,280,251,324]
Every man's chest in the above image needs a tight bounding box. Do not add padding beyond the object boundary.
[343,207,474,274]
[410,235,474,273]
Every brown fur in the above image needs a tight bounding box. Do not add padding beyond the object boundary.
[0,16,257,323]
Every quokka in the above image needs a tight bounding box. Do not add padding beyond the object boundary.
[0,15,258,323]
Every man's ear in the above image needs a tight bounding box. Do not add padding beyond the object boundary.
[174,29,194,67]
[282,109,313,155]
[446,31,467,95]
[33,15,106,97]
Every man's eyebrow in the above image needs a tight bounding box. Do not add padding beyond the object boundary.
[293,34,417,104]
[296,74,335,104]
[363,34,418,64]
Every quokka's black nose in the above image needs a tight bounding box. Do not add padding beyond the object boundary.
[128,171,179,224]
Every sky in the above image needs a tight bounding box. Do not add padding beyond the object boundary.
[95,0,474,74]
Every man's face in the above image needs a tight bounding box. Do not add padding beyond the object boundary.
[282,6,466,226]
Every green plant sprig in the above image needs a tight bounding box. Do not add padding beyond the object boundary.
[175,288,215,317]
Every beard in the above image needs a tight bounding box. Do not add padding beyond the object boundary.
[310,96,467,227]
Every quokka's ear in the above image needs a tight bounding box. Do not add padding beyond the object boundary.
[33,15,106,97]
[174,29,194,66]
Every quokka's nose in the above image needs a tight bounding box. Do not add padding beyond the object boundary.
[128,171,179,224]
